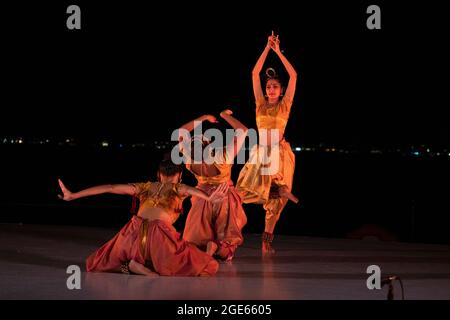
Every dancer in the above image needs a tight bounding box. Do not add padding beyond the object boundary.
[58,158,228,276]
[178,110,248,261]
[236,32,299,255]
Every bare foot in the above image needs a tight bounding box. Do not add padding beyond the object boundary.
[206,241,218,256]
[279,186,299,204]
[128,259,159,277]
[262,241,276,256]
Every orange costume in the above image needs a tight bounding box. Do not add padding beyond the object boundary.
[237,95,295,233]
[86,182,218,276]
[183,151,247,261]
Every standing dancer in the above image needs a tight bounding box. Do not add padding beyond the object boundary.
[237,32,299,255]
[58,158,228,276]
[178,110,248,261]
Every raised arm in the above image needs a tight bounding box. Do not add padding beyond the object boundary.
[177,114,218,158]
[220,109,248,159]
[178,183,229,203]
[270,35,297,100]
[57,179,135,201]
[179,114,218,133]
[252,36,272,102]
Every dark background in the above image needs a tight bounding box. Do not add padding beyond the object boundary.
[1,1,449,243]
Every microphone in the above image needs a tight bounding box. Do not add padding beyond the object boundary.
[381,276,398,300]
[381,276,397,287]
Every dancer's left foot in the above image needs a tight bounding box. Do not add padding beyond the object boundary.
[262,241,275,256]
[262,232,276,256]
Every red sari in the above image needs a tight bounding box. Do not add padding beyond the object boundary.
[86,182,218,276]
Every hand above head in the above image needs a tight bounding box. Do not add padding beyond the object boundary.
[220,109,233,118]
[267,30,278,43]
[266,32,276,49]
[202,114,218,123]
[57,179,74,201]
[269,33,281,54]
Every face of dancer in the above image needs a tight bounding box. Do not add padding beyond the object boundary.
[266,79,283,101]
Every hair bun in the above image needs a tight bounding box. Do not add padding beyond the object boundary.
[265,67,278,79]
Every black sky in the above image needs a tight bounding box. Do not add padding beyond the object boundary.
[1,1,448,147]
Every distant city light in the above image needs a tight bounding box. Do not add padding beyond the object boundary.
[2,136,450,159]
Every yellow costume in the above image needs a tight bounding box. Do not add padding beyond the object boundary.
[132,181,186,224]
[237,95,295,233]
[185,150,232,185]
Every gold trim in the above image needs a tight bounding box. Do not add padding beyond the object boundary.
[140,219,149,260]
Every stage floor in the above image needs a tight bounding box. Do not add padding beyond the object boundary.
[1,223,450,300]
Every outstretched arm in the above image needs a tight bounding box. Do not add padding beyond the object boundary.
[220,109,248,159]
[252,36,272,102]
[270,36,297,100]
[178,183,229,203]
[57,179,135,201]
